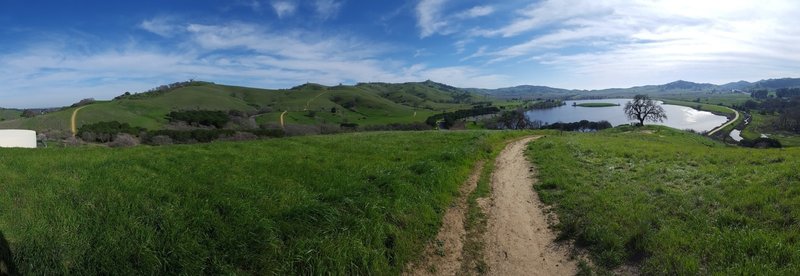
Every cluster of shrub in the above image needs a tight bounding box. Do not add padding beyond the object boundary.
[540,120,613,132]
[425,106,501,128]
[78,120,286,146]
[76,107,435,147]
[527,99,565,110]
[737,93,800,133]
[166,110,230,128]
[739,137,782,148]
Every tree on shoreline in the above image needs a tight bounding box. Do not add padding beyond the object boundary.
[624,95,667,126]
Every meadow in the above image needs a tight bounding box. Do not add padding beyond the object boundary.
[0,131,529,274]
[528,126,800,274]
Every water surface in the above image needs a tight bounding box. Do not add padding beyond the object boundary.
[525,99,728,132]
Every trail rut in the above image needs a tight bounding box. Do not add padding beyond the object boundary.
[408,137,579,276]
[481,137,578,275]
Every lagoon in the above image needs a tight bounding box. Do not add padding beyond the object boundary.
[525,99,728,133]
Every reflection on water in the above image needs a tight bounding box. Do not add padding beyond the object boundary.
[525,99,729,133]
[730,129,743,142]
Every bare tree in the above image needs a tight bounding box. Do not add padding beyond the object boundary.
[624,95,667,126]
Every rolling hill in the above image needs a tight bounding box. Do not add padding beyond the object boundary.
[469,78,800,99]
[0,81,482,134]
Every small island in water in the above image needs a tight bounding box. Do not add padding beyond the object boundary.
[573,102,621,107]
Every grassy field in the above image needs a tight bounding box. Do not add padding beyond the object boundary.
[741,113,800,147]
[575,103,620,108]
[0,109,21,121]
[0,131,530,274]
[662,93,751,108]
[0,82,478,132]
[528,126,800,274]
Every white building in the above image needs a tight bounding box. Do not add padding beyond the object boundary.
[0,130,37,148]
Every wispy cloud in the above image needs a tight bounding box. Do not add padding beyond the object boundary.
[415,0,449,38]
[139,17,182,37]
[455,6,494,19]
[314,0,344,20]
[415,1,497,38]
[271,1,297,18]
[467,0,800,88]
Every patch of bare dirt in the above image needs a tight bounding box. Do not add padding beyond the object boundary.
[482,137,578,275]
[405,161,485,275]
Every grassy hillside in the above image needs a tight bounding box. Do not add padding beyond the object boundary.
[0,81,479,133]
[0,109,21,121]
[0,131,529,274]
[528,126,800,274]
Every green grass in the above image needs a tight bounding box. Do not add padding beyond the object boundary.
[575,103,620,108]
[0,109,21,121]
[1,82,480,132]
[0,130,530,274]
[528,126,800,274]
[662,93,751,108]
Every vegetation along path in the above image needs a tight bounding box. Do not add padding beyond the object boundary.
[707,106,740,136]
[70,106,88,136]
[409,137,578,275]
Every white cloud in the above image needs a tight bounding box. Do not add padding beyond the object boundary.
[415,0,449,38]
[455,6,494,19]
[314,0,343,20]
[271,1,297,18]
[139,17,181,37]
[470,0,800,88]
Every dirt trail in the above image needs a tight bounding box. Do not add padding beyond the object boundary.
[408,137,578,276]
[406,161,484,275]
[70,106,88,137]
[279,111,287,129]
[481,137,578,275]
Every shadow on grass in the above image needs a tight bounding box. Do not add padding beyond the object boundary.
[0,231,18,276]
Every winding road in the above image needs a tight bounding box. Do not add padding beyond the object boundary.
[707,107,740,136]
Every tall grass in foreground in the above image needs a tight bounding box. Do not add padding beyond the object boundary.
[529,126,800,274]
[0,131,526,274]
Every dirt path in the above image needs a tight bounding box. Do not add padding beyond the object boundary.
[279,111,287,129]
[481,137,578,275]
[707,107,740,136]
[408,137,578,276]
[70,106,88,137]
[406,161,485,275]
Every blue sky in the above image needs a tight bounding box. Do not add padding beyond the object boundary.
[1,0,799,107]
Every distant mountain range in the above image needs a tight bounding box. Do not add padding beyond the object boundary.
[467,78,800,99]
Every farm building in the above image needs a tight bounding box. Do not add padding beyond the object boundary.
[0,130,37,148]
